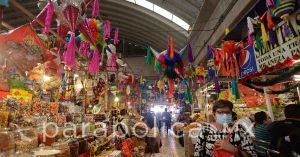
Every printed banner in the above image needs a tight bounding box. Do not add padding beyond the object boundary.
[0,24,47,76]
[254,10,300,72]
[238,46,258,79]
[240,10,300,79]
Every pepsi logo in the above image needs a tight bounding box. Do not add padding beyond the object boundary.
[239,49,251,69]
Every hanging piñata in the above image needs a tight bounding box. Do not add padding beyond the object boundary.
[149,37,187,79]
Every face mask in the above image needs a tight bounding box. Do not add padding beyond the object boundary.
[215,114,232,124]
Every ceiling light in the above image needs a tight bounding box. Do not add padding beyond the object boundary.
[114,97,119,102]
[294,75,300,78]
[43,75,51,82]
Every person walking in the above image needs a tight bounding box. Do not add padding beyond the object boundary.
[268,104,300,151]
[254,111,272,157]
[162,108,172,134]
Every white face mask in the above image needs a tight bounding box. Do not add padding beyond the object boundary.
[215,114,232,124]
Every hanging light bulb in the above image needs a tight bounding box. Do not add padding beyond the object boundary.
[43,75,51,82]
[114,97,119,102]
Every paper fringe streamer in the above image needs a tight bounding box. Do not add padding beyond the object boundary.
[231,79,240,99]
[255,33,263,49]
[114,28,119,45]
[154,59,161,72]
[92,0,99,17]
[247,17,255,34]
[43,1,54,35]
[104,20,111,39]
[266,0,274,7]
[266,12,275,29]
[261,22,269,43]
[187,43,194,63]
[248,32,253,46]
[169,37,174,59]
[79,41,90,58]
[214,77,220,94]
[88,47,100,74]
[269,29,277,46]
[187,85,193,104]
[168,79,175,97]
[63,33,77,67]
[283,23,292,37]
[146,47,151,65]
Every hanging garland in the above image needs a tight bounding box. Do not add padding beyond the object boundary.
[242,82,300,94]
[245,63,300,86]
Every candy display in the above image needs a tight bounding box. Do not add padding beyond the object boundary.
[0,128,15,156]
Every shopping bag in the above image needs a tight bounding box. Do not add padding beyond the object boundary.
[213,126,235,157]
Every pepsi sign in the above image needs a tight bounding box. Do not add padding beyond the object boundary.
[238,46,258,79]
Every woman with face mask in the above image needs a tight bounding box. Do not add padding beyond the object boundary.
[194,100,257,157]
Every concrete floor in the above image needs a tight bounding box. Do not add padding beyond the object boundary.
[148,135,185,157]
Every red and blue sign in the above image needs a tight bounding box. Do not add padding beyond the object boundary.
[238,46,258,79]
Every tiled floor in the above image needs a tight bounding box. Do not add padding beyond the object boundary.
[149,134,185,157]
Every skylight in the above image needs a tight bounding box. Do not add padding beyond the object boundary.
[124,0,190,31]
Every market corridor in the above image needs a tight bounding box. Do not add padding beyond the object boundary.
[155,136,185,157]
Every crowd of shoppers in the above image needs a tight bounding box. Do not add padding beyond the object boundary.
[194,100,300,157]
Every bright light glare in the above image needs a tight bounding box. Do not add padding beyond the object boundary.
[294,75,300,78]
[172,15,190,30]
[154,5,172,20]
[43,75,51,82]
[126,0,135,3]
[114,97,120,102]
[151,105,164,113]
[136,0,153,10]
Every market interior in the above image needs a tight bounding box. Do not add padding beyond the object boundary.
[0,0,300,157]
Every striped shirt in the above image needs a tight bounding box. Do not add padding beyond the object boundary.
[254,124,271,156]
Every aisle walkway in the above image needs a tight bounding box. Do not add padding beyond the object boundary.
[155,135,185,157]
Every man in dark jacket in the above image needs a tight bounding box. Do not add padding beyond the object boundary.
[162,108,172,134]
[268,104,300,151]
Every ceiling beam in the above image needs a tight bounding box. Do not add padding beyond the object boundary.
[102,0,188,37]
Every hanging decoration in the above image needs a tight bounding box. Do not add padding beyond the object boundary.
[149,37,187,79]
[61,1,83,68]
[146,47,151,65]
[0,24,47,76]
[88,47,100,74]
[187,85,193,104]
[220,41,239,77]
[114,28,119,45]
[43,0,54,35]
[106,44,117,71]
[231,79,240,99]
[187,43,194,63]
[92,0,99,17]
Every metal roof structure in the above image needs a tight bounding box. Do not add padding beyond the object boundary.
[2,0,205,51]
